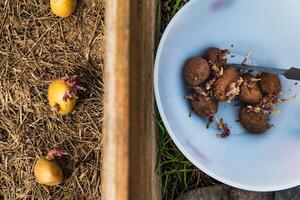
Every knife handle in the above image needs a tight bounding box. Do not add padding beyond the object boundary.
[284,67,300,81]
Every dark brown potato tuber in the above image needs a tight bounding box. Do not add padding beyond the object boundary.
[258,72,281,96]
[239,106,271,133]
[190,95,218,117]
[203,47,228,67]
[213,67,239,101]
[239,74,263,104]
[181,47,286,138]
[183,57,210,86]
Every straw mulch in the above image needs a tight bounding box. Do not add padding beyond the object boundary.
[0,0,104,199]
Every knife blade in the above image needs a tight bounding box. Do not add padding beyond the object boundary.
[227,64,300,81]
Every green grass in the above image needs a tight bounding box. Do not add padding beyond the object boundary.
[161,0,188,31]
[172,0,184,16]
[158,0,220,199]
[156,118,219,200]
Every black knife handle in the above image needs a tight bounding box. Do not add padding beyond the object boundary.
[284,67,300,81]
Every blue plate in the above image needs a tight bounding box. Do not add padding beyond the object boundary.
[154,0,300,191]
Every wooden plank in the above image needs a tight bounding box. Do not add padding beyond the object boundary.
[129,0,161,199]
[103,0,160,199]
[102,0,130,199]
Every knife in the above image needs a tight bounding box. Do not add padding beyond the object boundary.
[227,64,300,81]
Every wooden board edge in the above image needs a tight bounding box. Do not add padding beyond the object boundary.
[102,0,130,199]
[103,0,161,199]
[128,0,161,199]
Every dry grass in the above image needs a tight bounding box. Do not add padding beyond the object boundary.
[0,0,104,199]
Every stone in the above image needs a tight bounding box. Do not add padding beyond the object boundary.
[176,185,223,200]
[230,188,273,200]
[176,185,274,200]
[275,186,300,200]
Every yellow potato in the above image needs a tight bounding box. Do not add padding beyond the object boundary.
[34,157,63,186]
[48,79,77,115]
[50,0,77,17]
